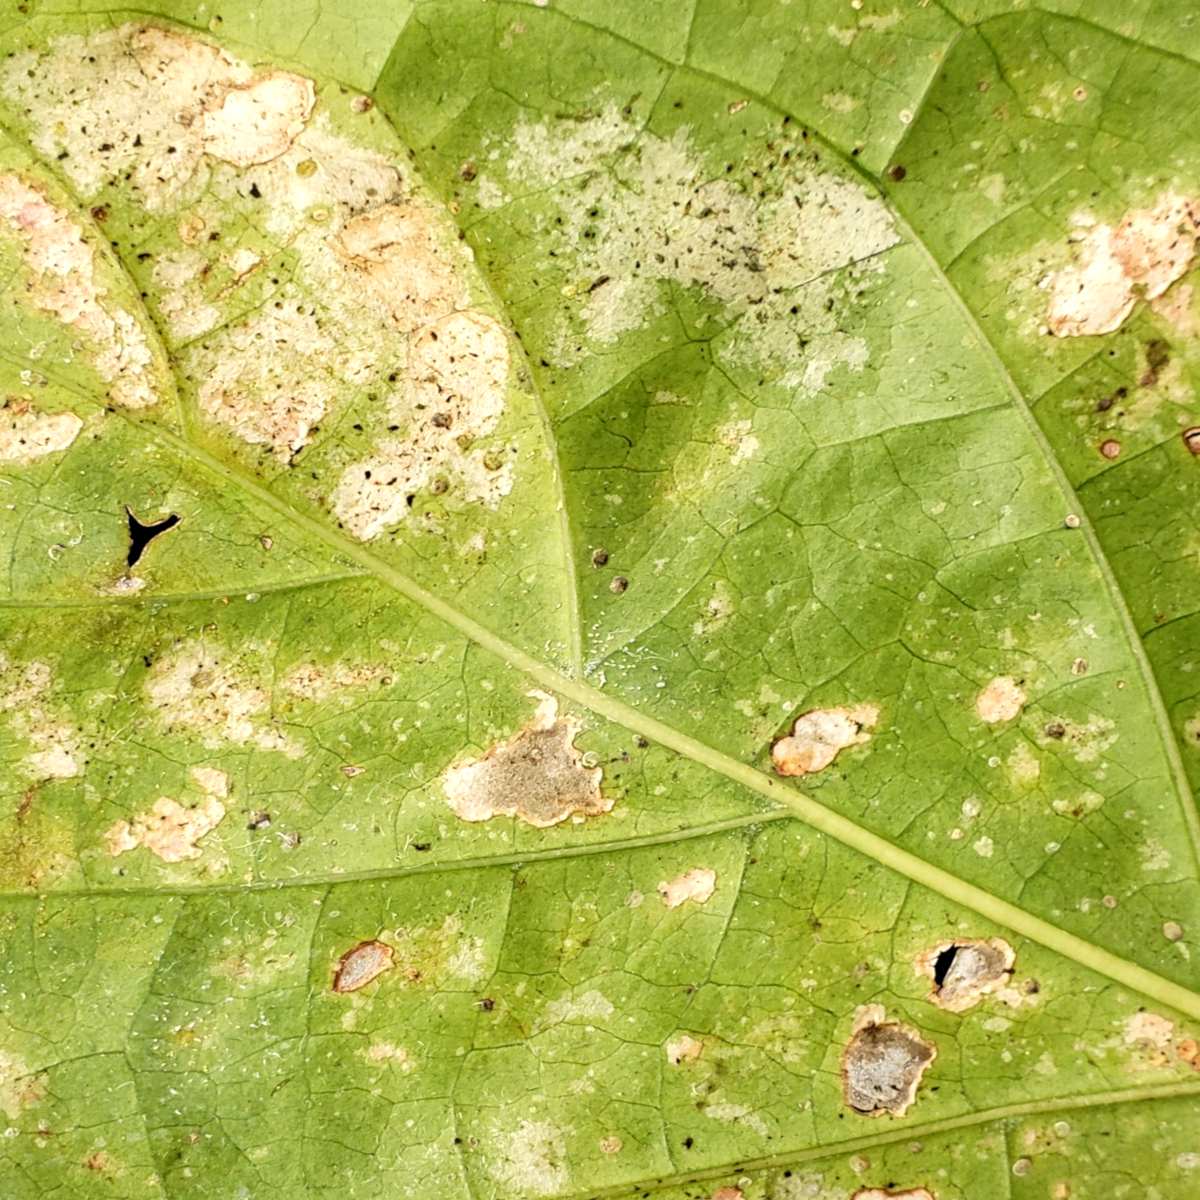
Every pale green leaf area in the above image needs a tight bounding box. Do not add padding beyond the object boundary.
[0,2,1197,1198]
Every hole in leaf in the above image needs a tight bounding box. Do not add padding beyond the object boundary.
[126,506,181,568]
[931,944,958,989]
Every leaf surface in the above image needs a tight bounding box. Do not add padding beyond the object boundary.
[0,5,1199,1199]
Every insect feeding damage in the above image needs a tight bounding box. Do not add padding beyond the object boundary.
[771,705,878,776]
[1045,194,1200,337]
[916,938,1015,1012]
[842,1005,936,1117]
[332,939,394,993]
[443,692,608,828]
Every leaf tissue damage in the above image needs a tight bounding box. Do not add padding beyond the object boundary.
[0,7,1198,1200]
[1,22,516,536]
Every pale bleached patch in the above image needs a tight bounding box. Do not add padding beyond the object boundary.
[490,1119,569,1198]
[144,641,301,755]
[976,676,1025,724]
[1044,194,1200,337]
[0,655,82,780]
[665,1033,704,1065]
[772,704,878,776]
[105,795,225,863]
[657,867,717,908]
[0,174,156,406]
[0,1050,45,1120]
[443,692,608,828]
[0,403,83,464]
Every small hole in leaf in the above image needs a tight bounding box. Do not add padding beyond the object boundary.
[931,944,958,989]
[125,506,181,568]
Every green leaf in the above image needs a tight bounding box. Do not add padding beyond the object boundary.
[0,5,1198,1198]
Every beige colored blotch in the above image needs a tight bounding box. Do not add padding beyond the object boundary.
[657,868,717,908]
[853,1190,935,1200]
[771,704,878,776]
[443,692,608,828]
[199,72,315,167]
[1046,194,1200,337]
[976,676,1025,724]
[332,203,466,331]
[841,1004,936,1117]
[0,404,82,464]
[105,794,225,863]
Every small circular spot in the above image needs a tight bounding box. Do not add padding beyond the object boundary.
[591,547,609,567]
[1073,85,1088,102]
[1099,439,1121,459]
[610,576,629,594]
[1064,513,1081,528]
[888,164,907,182]
[1102,894,1117,909]
[1164,920,1185,942]
[1183,426,1200,455]
[600,1136,622,1155]
[1013,1157,1033,1177]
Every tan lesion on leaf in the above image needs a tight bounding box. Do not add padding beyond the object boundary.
[915,937,1015,1012]
[975,676,1025,724]
[665,1033,704,1065]
[0,174,157,407]
[332,939,394,993]
[0,654,82,782]
[198,72,315,167]
[771,704,878,776]
[144,641,301,755]
[841,1004,936,1117]
[1044,194,1200,337]
[0,1050,46,1120]
[442,692,609,828]
[105,791,225,864]
[657,867,717,908]
[0,397,83,464]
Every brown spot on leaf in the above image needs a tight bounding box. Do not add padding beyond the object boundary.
[771,704,878,776]
[1099,439,1121,460]
[332,939,393,993]
[1183,427,1200,456]
[916,938,1015,1012]
[442,692,608,828]
[842,1005,936,1117]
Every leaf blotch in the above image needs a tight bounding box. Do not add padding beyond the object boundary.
[332,939,394,993]
[841,1005,936,1117]
[771,704,878,776]
[443,692,608,828]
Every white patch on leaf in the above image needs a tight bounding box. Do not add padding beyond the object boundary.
[105,795,225,863]
[443,692,608,828]
[490,1119,569,1198]
[0,402,82,464]
[0,174,156,406]
[657,867,717,908]
[1044,194,1200,337]
[975,676,1025,724]
[771,704,878,776]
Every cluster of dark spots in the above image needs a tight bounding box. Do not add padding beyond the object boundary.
[125,505,180,567]
[1095,384,1127,412]
[477,996,495,1012]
